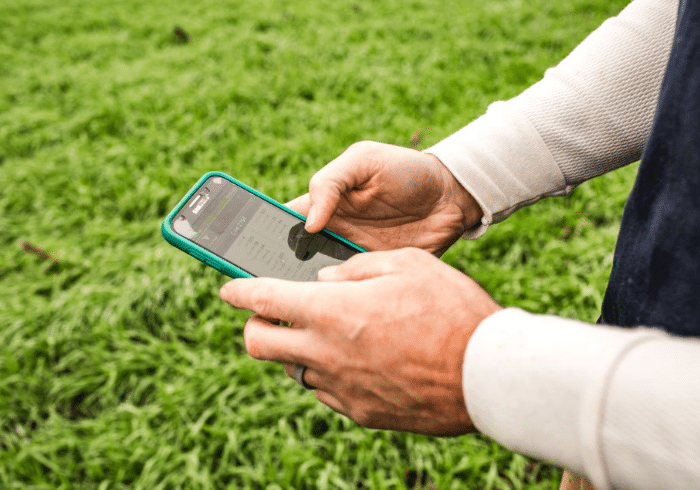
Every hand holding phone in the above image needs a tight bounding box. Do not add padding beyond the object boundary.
[162,172,365,281]
[284,141,481,255]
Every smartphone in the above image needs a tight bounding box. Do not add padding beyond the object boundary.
[161,171,365,281]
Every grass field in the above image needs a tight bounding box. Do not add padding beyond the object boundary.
[1,0,637,488]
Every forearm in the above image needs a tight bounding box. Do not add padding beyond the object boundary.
[464,308,700,490]
[426,0,677,237]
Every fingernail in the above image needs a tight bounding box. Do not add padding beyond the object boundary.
[305,206,318,230]
[318,265,338,281]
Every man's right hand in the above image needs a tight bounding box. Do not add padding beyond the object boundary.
[286,141,483,256]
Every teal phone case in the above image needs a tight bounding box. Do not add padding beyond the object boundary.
[161,171,366,278]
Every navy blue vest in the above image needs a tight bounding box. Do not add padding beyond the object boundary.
[600,0,700,337]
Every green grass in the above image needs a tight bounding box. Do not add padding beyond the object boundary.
[1,0,635,488]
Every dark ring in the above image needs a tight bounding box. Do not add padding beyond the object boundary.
[294,364,315,390]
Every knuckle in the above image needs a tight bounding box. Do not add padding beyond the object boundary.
[347,140,378,157]
[308,171,324,192]
[405,247,428,259]
[398,247,430,266]
[347,140,367,152]
[308,166,342,200]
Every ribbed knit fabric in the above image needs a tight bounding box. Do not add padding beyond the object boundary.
[426,0,677,237]
[436,0,700,488]
[518,0,675,185]
[464,308,700,490]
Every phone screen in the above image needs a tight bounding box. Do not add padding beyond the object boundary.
[170,175,360,281]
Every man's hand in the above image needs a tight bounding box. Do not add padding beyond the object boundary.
[286,141,483,256]
[219,248,502,436]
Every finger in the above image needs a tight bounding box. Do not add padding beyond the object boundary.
[244,315,313,365]
[258,314,282,325]
[284,193,311,217]
[220,277,316,323]
[315,390,348,417]
[317,249,413,282]
[284,363,323,391]
[305,146,375,233]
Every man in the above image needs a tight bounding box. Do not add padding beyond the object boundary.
[219,0,700,488]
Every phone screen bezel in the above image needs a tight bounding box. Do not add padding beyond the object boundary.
[161,171,366,279]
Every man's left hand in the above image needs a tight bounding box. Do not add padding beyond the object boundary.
[219,248,502,436]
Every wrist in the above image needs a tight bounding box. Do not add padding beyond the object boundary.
[426,153,484,232]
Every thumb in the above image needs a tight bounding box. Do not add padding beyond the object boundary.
[285,193,312,217]
[305,172,346,233]
[305,144,377,233]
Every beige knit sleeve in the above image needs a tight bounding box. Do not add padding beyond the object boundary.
[464,308,700,490]
[425,0,678,238]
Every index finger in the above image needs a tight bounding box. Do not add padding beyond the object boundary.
[219,277,317,323]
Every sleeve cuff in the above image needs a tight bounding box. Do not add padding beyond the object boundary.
[424,101,568,239]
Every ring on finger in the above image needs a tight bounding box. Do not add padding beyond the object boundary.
[293,364,316,390]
